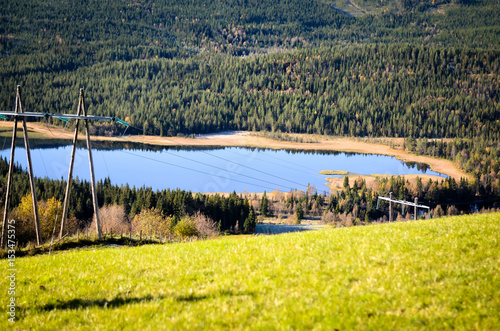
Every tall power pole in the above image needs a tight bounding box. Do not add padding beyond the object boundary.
[60,89,102,240]
[0,86,128,246]
[1,86,42,247]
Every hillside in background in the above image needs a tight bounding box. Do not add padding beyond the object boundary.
[1,0,498,134]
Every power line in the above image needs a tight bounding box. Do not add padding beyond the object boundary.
[5,114,318,192]
[125,124,311,190]
[37,149,49,178]
[119,150,277,191]
[91,137,296,190]
[197,131,322,174]
[201,151,307,188]
[226,146,320,174]
[159,149,297,191]
[3,118,320,193]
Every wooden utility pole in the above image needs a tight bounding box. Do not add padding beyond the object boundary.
[414,197,418,221]
[59,91,83,239]
[389,192,393,222]
[19,86,42,245]
[1,86,42,247]
[1,92,19,248]
[59,90,83,239]
[60,89,102,240]
[82,90,102,239]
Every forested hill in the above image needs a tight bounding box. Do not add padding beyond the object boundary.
[0,0,499,141]
[1,0,498,58]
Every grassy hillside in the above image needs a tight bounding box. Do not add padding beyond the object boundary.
[1,213,499,329]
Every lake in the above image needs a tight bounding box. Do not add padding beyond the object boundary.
[0,141,446,193]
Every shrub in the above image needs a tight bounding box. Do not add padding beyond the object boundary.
[432,205,445,218]
[447,205,459,216]
[294,203,304,223]
[260,191,270,216]
[10,194,66,244]
[132,208,174,237]
[193,212,218,238]
[96,204,130,234]
[174,218,199,239]
[322,210,338,224]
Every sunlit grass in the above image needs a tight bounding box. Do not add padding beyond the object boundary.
[1,213,499,330]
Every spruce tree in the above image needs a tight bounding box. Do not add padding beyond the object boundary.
[260,191,269,217]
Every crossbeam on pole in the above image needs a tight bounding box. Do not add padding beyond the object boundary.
[378,196,430,210]
[377,195,431,222]
[0,111,120,122]
[1,86,128,246]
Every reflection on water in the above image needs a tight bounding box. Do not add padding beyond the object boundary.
[0,141,446,193]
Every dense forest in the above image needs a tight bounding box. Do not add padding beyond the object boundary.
[1,0,498,138]
[0,0,499,242]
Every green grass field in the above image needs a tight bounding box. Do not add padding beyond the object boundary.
[1,213,499,330]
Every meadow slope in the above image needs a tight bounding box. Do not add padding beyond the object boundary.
[1,213,499,330]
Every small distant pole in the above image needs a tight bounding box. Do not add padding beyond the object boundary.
[414,197,418,221]
[389,192,393,222]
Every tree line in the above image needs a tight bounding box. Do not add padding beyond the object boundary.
[0,157,255,239]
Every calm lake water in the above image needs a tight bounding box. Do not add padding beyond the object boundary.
[0,142,446,193]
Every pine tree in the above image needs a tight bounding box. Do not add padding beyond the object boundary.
[260,191,269,217]
[295,203,304,223]
[243,207,256,233]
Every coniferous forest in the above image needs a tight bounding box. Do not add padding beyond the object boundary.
[1,0,499,239]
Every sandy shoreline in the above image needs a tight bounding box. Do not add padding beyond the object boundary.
[0,122,469,181]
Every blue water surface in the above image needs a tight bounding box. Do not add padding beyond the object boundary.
[0,145,446,193]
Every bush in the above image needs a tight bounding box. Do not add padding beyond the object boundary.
[322,211,337,224]
[132,208,174,237]
[193,212,218,238]
[95,204,130,234]
[432,205,445,218]
[294,203,304,223]
[10,194,68,244]
[447,205,459,216]
[174,218,199,239]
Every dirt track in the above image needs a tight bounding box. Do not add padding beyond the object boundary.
[255,224,324,235]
